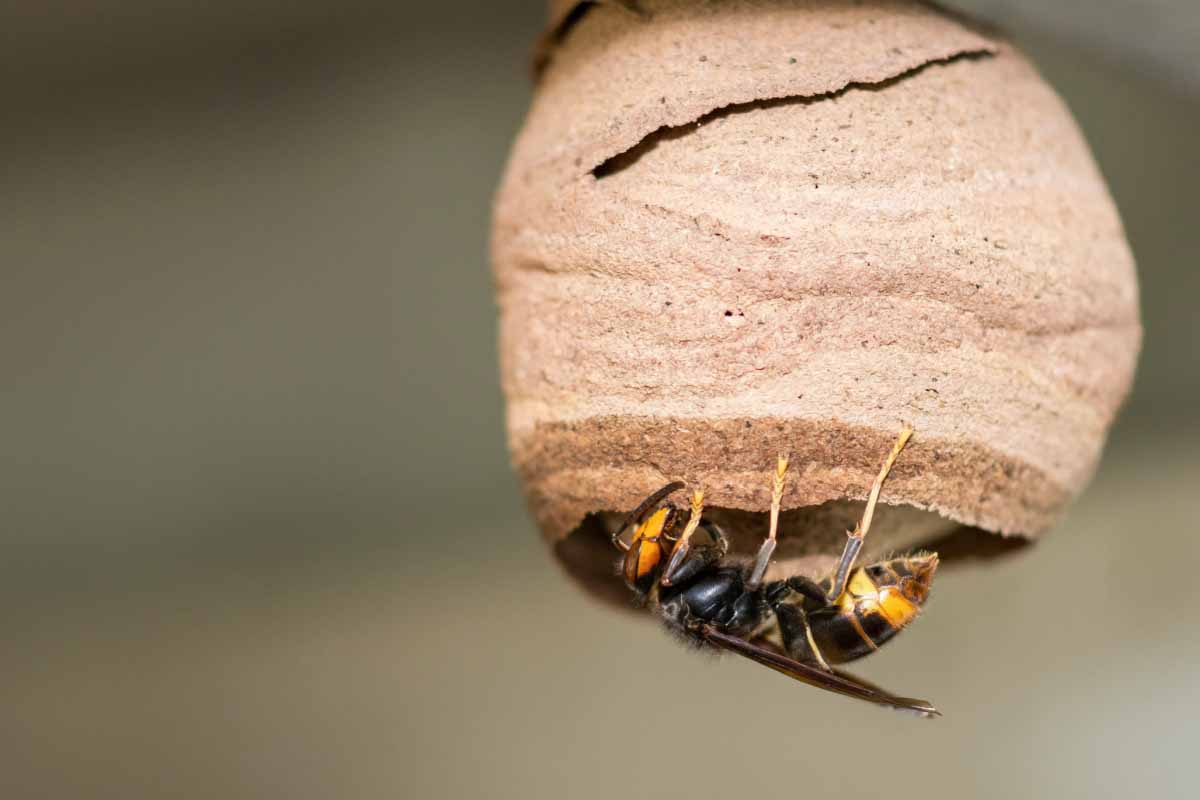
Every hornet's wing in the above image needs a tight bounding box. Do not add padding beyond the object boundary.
[700,625,940,718]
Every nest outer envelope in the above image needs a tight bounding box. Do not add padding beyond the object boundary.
[493,0,1142,551]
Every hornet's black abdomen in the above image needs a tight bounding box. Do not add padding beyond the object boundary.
[804,605,893,663]
[788,559,935,664]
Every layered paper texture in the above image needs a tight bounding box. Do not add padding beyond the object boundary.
[494,0,1141,548]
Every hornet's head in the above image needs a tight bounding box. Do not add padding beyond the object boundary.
[620,506,671,596]
[612,483,727,599]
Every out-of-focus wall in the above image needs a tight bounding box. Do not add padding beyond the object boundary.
[2,2,538,558]
[956,0,1200,93]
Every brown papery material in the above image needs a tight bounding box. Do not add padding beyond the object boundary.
[493,0,1141,559]
[533,1,643,76]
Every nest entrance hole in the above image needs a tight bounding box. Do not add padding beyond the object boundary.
[554,500,1029,610]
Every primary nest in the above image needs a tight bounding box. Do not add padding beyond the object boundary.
[492,0,1141,578]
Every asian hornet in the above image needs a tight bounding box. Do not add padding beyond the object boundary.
[610,426,940,716]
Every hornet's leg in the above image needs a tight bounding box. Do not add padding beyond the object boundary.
[826,425,914,602]
[775,603,833,671]
[747,455,789,590]
[662,490,729,586]
[663,489,704,580]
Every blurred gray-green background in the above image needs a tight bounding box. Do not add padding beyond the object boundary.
[1,2,1197,798]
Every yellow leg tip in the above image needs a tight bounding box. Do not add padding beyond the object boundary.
[679,489,706,543]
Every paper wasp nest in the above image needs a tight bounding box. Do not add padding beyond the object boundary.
[492,0,1141,581]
